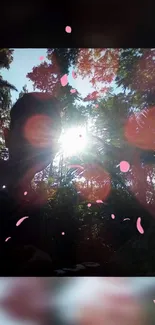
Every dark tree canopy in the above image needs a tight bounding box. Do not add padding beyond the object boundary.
[0,48,155,275]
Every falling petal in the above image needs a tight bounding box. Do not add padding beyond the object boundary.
[72,71,77,79]
[120,161,130,173]
[16,216,29,227]
[96,200,103,203]
[61,232,65,235]
[87,203,91,208]
[153,300,155,303]
[60,74,68,87]
[24,191,28,196]
[111,214,115,219]
[70,89,76,93]
[5,237,11,242]
[39,56,44,61]
[123,218,130,221]
[65,26,72,33]
[2,185,6,188]
[136,217,144,234]
[68,164,84,170]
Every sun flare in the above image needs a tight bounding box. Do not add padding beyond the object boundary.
[59,127,87,156]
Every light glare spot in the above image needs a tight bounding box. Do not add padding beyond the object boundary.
[59,127,87,156]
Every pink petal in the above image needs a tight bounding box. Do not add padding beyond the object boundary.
[24,191,28,196]
[96,200,103,203]
[5,237,11,242]
[70,89,76,93]
[68,164,84,170]
[39,56,44,61]
[123,218,130,221]
[87,203,91,207]
[72,71,77,79]
[136,217,144,234]
[120,161,130,173]
[60,74,68,87]
[111,214,115,219]
[65,26,72,33]
[16,216,29,227]
[61,232,65,235]
[95,104,99,108]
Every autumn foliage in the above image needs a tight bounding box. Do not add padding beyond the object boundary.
[76,48,119,100]
[27,62,61,95]
[133,50,155,92]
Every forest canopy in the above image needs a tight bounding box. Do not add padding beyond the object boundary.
[1,48,155,274]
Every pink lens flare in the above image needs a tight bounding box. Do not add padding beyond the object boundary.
[111,214,115,219]
[5,237,11,242]
[87,203,91,207]
[136,217,144,234]
[61,232,65,235]
[125,106,155,150]
[72,70,77,79]
[0,278,46,321]
[16,216,29,227]
[60,74,68,87]
[70,89,76,93]
[120,161,130,173]
[65,26,72,33]
[24,191,28,196]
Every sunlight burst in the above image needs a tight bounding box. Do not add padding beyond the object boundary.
[59,127,87,156]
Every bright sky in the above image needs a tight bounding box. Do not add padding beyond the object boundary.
[1,49,121,105]
[1,49,95,104]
